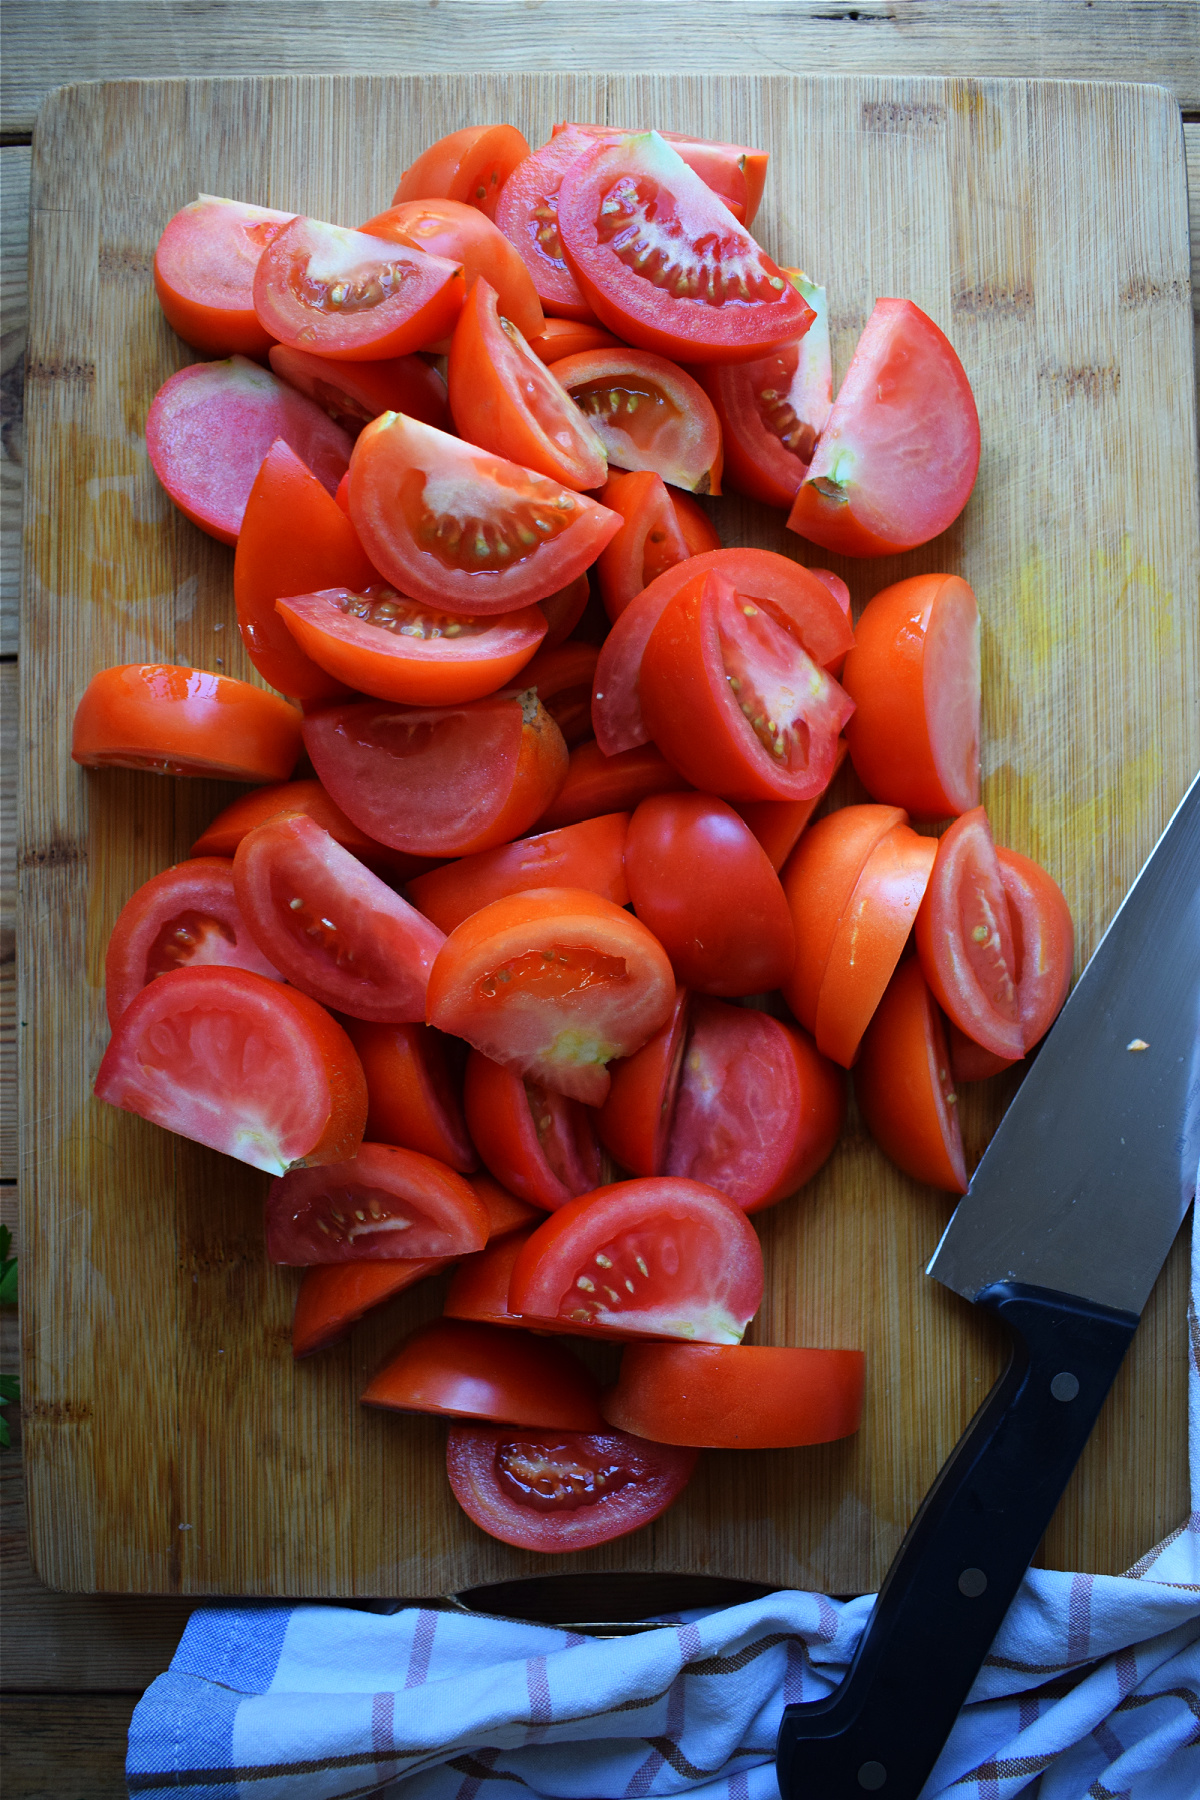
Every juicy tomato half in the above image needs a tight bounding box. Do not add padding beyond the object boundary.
[854,955,967,1193]
[363,1318,604,1428]
[361,199,545,342]
[535,740,689,831]
[494,127,600,322]
[347,411,620,613]
[392,124,532,222]
[72,664,302,782]
[594,470,722,623]
[104,856,282,1027]
[407,811,630,936]
[266,1141,488,1263]
[268,344,450,434]
[191,778,434,883]
[347,1019,477,1171]
[548,347,722,494]
[508,1176,764,1342]
[552,122,769,226]
[94,965,366,1174]
[557,132,812,363]
[602,1341,865,1449]
[463,1049,602,1210]
[154,195,295,358]
[425,887,676,1106]
[915,808,1026,1062]
[446,1423,697,1550]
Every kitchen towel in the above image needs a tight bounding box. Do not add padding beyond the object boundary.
[125,1213,1200,1800]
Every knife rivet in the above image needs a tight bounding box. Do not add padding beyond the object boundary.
[857,1763,887,1791]
[958,1567,987,1597]
[1051,1372,1080,1402]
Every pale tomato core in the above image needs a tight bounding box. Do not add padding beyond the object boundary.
[146,911,237,979]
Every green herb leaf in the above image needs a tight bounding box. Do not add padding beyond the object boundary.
[0,1262,16,1307]
[0,1417,9,1449]
[0,1373,19,1403]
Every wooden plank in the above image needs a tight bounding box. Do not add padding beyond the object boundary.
[1,662,14,1179]
[1,146,29,658]
[3,1,1198,132]
[20,72,1198,1598]
[0,1695,135,1799]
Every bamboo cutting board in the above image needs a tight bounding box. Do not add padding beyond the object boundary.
[19,74,1199,1598]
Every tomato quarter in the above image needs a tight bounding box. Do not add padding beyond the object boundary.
[602,1342,865,1448]
[854,955,968,1192]
[392,124,532,222]
[347,1020,477,1172]
[363,1319,604,1429]
[266,1142,488,1263]
[594,470,721,623]
[407,811,630,936]
[72,663,303,782]
[191,778,434,883]
[535,741,690,831]
[915,808,1024,1062]
[361,199,545,342]
[463,1050,602,1210]
[268,343,450,434]
[154,195,295,358]
[549,347,722,494]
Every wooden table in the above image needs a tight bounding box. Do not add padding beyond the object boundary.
[2,6,1197,1793]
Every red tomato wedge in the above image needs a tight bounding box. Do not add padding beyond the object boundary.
[360,199,545,342]
[234,438,378,702]
[232,814,445,1023]
[640,568,855,801]
[407,812,630,936]
[624,793,795,996]
[347,1020,477,1172]
[535,741,690,831]
[146,357,353,545]
[94,965,366,1174]
[781,804,907,1030]
[104,856,282,1027]
[508,1176,763,1343]
[346,411,620,614]
[266,1142,488,1264]
[732,739,849,872]
[787,299,980,557]
[594,470,721,623]
[548,348,722,494]
[602,1342,865,1449]
[362,1319,604,1429]
[665,998,845,1210]
[463,1050,603,1210]
[527,317,623,363]
[252,216,466,362]
[447,278,607,490]
[537,573,592,648]
[72,664,302,782]
[995,846,1074,1051]
[468,1172,543,1238]
[446,1423,696,1551]
[268,344,450,434]
[557,132,812,363]
[392,124,532,222]
[552,123,769,226]
[948,1020,1018,1085]
[425,888,676,1106]
[841,573,981,819]
[915,808,1024,1062]
[444,1227,535,1329]
[293,1257,451,1359]
[511,641,599,746]
[154,195,295,358]
[303,690,568,858]
[276,584,547,705]
[191,779,435,883]
[494,128,600,322]
[854,956,968,1192]
[596,987,690,1178]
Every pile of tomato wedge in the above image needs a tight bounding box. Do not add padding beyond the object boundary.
[74,118,1075,1553]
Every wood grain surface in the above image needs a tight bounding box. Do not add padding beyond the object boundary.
[16,71,1200,1603]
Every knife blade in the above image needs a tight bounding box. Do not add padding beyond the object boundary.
[777,771,1200,1800]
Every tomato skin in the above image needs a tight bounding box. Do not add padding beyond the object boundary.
[302,691,568,858]
[407,812,630,936]
[146,357,353,545]
[425,887,676,1107]
[780,803,907,1029]
[854,955,967,1192]
[494,128,600,322]
[463,1050,602,1210]
[104,856,282,1027]
[527,317,623,363]
[915,808,1024,1062]
[731,739,849,873]
[535,740,689,831]
[392,125,532,222]
[94,965,367,1175]
[293,1258,451,1358]
[268,344,450,434]
[548,348,722,495]
[361,200,545,343]
[346,411,621,615]
[446,1424,697,1551]
[596,987,690,1178]
[624,794,795,996]
[841,574,981,819]
[947,1019,1017,1084]
[363,1319,604,1429]
[602,1342,865,1449]
[191,779,435,883]
[511,641,600,746]
[594,471,704,624]
[72,664,303,783]
[444,1227,535,1329]
[787,299,980,557]
[154,196,295,358]
[345,1020,477,1172]
[537,574,592,649]
[266,1141,489,1264]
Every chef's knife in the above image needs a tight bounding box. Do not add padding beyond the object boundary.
[777,770,1200,1800]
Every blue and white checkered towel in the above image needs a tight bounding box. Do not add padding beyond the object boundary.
[126,1216,1200,1799]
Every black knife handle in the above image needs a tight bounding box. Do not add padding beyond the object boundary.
[776,1282,1139,1800]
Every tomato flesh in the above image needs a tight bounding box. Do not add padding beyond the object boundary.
[854,956,968,1192]
[915,808,1024,1061]
[463,1049,602,1210]
[267,1142,488,1263]
[549,347,722,494]
[494,128,600,322]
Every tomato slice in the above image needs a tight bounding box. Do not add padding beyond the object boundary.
[94,965,367,1174]
[360,199,545,342]
[191,778,435,883]
[594,471,721,623]
[548,347,722,494]
[787,299,980,557]
[558,132,812,362]
[854,956,968,1192]
[362,1319,604,1429]
[732,739,849,873]
[252,216,466,361]
[624,793,795,996]
[640,568,855,801]
[596,987,690,1178]
[346,1020,476,1171]
[268,344,450,434]
[266,1142,488,1263]
[995,846,1074,1051]
[425,888,676,1106]
[146,357,354,545]
[511,641,599,746]
[347,411,620,614]
[602,1341,864,1449]
[552,123,769,225]
[392,124,532,222]
[154,195,295,358]
[303,690,568,858]
[446,1423,697,1550]
[915,808,1024,1062]
[494,128,600,322]
[527,317,623,363]
[780,804,907,1030]
[447,278,607,490]
[407,812,629,936]
[293,1257,451,1358]
[234,438,378,702]
[463,1050,602,1210]
[508,1176,763,1343]
[72,664,303,782]
[535,740,690,831]
[104,856,282,1027]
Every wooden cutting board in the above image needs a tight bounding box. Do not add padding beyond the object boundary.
[19,73,1199,1599]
